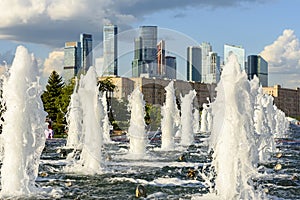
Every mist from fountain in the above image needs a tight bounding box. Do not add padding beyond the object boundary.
[65,67,104,174]
[207,54,261,199]
[161,81,177,150]
[127,87,147,158]
[0,46,47,197]
[180,90,196,146]
[274,106,289,137]
[65,77,83,149]
[101,91,112,143]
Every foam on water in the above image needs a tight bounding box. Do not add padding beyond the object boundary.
[0,46,47,196]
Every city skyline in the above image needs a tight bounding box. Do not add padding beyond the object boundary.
[0,0,300,88]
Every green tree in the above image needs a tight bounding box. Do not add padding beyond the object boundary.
[41,71,65,134]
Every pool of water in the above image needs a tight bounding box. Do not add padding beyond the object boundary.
[2,125,300,199]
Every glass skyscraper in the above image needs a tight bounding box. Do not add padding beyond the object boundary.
[63,41,81,82]
[103,24,118,76]
[132,26,158,77]
[224,44,245,71]
[247,55,268,86]
[80,33,93,74]
[165,56,176,79]
[187,46,201,82]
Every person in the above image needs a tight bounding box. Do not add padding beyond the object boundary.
[48,127,54,139]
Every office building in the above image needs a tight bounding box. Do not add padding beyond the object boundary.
[205,52,220,84]
[157,40,166,76]
[247,55,268,86]
[224,44,245,71]
[187,46,201,82]
[103,24,118,76]
[80,33,93,74]
[132,26,158,77]
[63,41,81,81]
[165,56,176,79]
[201,42,212,82]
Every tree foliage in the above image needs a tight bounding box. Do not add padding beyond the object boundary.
[41,71,75,135]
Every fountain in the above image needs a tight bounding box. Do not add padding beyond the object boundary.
[127,87,147,158]
[207,54,260,199]
[0,46,47,197]
[180,90,197,146]
[65,66,104,174]
[193,108,200,133]
[101,91,112,143]
[65,77,83,148]
[200,102,212,133]
[161,81,177,150]
[254,86,275,162]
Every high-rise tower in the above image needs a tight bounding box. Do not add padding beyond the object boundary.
[80,33,93,74]
[63,41,81,81]
[132,26,158,77]
[224,44,245,71]
[247,55,268,86]
[103,24,118,76]
[187,46,201,82]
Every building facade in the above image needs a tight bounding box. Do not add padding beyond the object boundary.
[80,33,93,74]
[63,41,81,82]
[201,42,212,83]
[247,55,268,86]
[224,44,245,71]
[205,52,220,84]
[263,85,300,117]
[165,56,176,79]
[103,24,118,76]
[157,40,166,77]
[187,46,201,82]
[107,76,216,109]
[132,26,158,77]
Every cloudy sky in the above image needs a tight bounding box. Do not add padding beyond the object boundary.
[0,0,300,88]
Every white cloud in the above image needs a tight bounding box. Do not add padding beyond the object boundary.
[260,29,300,73]
[0,0,266,46]
[43,50,64,77]
[260,29,300,88]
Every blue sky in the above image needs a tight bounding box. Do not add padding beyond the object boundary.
[0,0,300,88]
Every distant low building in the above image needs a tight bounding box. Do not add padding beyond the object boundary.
[102,76,216,108]
[263,85,300,117]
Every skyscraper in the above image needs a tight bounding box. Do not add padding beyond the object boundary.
[224,44,245,71]
[157,40,166,76]
[201,42,212,82]
[247,55,268,86]
[103,24,118,76]
[132,26,158,77]
[187,46,201,82]
[206,52,220,84]
[63,41,81,81]
[165,56,176,79]
[80,33,93,74]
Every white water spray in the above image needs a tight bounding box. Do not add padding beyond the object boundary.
[65,77,83,148]
[0,46,47,196]
[161,81,177,150]
[180,90,196,146]
[208,54,260,199]
[65,67,104,174]
[101,91,112,143]
[127,87,147,158]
